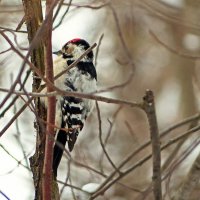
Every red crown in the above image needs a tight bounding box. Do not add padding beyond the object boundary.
[69,38,81,43]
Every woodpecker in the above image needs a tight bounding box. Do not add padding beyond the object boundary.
[41,38,97,177]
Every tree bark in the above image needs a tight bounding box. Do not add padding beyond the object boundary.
[21,1,57,199]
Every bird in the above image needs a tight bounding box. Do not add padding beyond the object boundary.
[40,38,97,177]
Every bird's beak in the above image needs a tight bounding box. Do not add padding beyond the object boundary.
[53,50,62,56]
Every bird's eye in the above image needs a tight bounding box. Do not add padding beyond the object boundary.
[62,46,68,53]
[62,45,74,55]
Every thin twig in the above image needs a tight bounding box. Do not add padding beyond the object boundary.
[16,15,25,31]
[99,106,122,173]
[143,90,162,200]
[53,0,73,30]
[62,1,110,9]
[96,101,121,173]
[0,97,34,137]
[57,180,90,194]
[124,121,139,144]
[0,144,31,172]
[0,87,141,108]
[150,30,200,59]
[0,47,11,54]
[52,0,65,22]
[0,190,10,200]
[0,31,31,109]
[0,26,27,33]
[12,78,30,170]
[0,69,31,117]
[95,33,104,66]
[60,159,71,197]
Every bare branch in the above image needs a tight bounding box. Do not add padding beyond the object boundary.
[0,144,31,172]
[96,101,121,173]
[0,190,10,200]
[0,87,142,108]
[90,122,200,199]
[0,26,27,33]
[0,97,34,137]
[95,33,104,66]
[0,69,31,117]
[143,90,162,200]
[99,106,122,173]
[53,0,73,30]
[42,0,57,199]
[57,180,90,194]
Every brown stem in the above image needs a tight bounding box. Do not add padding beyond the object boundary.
[143,90,162,200]
[42,1,58,199]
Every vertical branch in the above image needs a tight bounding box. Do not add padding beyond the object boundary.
[143,90,162,200]
[22,0,44,89]
[42,0,56,199]
[21,1,46,200]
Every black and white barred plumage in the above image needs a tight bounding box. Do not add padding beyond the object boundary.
[41,38,97,176]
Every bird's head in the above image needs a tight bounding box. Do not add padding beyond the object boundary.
[54,38,93,62]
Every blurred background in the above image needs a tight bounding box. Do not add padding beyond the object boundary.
[0,0,200,199]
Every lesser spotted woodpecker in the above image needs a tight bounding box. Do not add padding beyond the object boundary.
[41,38,97,177]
